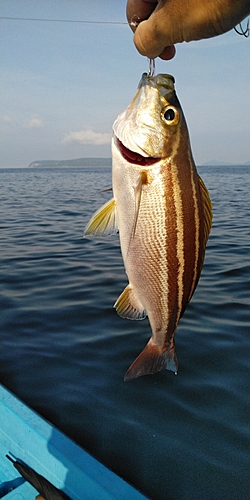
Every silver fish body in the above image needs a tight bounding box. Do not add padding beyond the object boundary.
[85,73,212,381]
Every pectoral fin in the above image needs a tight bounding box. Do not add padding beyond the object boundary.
[84,198,118,236]
[114,285,146,320]
[132,171,148,239]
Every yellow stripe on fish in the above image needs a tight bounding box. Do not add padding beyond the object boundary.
[85,72,213,381]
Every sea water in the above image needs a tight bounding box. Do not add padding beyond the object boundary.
[0,165,249,500]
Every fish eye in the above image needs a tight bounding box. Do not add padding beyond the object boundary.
[162,106,179,125]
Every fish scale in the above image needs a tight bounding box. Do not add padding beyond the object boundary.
[127,167,169,331]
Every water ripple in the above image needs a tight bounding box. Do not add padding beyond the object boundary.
[0,166,249,500]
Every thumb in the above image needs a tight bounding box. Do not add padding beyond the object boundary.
[133,6,179,58]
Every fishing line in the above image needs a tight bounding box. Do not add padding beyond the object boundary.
[0,16,127,25]
[234,19,250,37]
[2,15,249,38]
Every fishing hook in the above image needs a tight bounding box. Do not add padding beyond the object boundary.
[234,19,249,37]
[129,15,141,29]
[148,58,156,77]
[129,16,156,77]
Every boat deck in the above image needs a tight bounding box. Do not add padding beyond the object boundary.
[0,385,148,499]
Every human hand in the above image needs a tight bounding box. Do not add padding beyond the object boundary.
[126,0,250,60]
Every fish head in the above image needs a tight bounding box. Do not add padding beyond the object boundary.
[113,73,186,162]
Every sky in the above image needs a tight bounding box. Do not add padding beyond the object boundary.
[0,0,249,167]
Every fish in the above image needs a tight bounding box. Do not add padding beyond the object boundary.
[85,72,213,381]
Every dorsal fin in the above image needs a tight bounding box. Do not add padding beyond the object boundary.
[84,198,118,236]
[198,175,213,245]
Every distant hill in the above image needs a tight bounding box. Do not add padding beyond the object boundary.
[28,158,111,168]
[29,157,249,168]
[201,159,250,166]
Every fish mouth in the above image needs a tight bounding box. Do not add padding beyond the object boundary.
[116,138,160,166]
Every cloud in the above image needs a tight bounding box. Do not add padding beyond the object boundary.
[26,117,43,128]
[62,129,111,145]
[2,115,12,123]
[1,115,43,128]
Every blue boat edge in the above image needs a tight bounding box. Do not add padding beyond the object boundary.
[0,384,148,500]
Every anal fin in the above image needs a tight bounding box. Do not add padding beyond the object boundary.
[124,339,178,381]
[114,285,146,320]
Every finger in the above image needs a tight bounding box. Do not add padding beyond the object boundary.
[159,45,176,60]
[132,4,178,58]
[126,0,157,32]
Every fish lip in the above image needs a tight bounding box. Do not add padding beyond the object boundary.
[115,137,160,166]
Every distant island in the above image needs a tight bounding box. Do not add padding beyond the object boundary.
[200,159,250,166]
[28,157,250,168]
[28,158,111,168]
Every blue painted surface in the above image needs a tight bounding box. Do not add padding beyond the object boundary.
[0,385,148,500]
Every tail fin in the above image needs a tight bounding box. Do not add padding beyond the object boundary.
[124,339,178,381]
